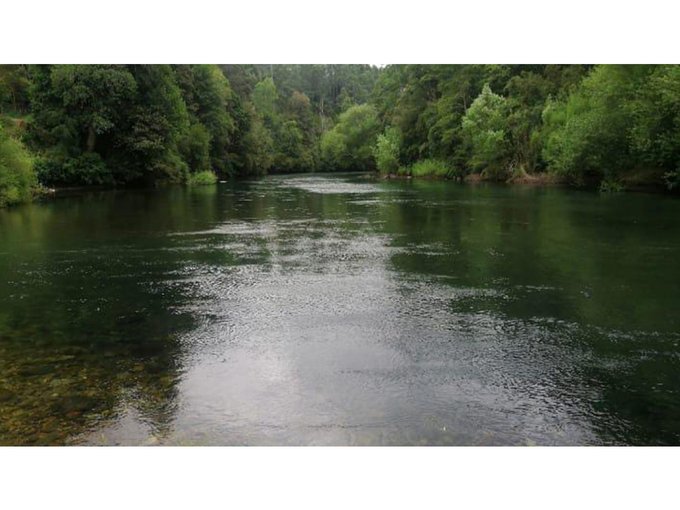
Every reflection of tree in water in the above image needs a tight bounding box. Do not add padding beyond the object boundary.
[378,182,680,445]
[0,185,225,445]
[2,176,680,445]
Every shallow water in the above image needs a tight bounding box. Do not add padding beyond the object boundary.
[1,174,679,445]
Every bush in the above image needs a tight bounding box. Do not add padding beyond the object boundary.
[664,168,679,191]
[541,66,678,187]
[599,179,624,193]
[179,123,212,173]
[150,150,189,184]
[461,84,511,178]
[187,170,217,186]
[36,152,112,186]
[373,127,401,175]
[399,159,455,179]
[320,104,380,171]
[0,125,37,207]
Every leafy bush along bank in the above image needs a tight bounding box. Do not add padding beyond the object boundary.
[187,170,218,186]
[0,124,37,207]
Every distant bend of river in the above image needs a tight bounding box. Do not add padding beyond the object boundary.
[1,173,679,445]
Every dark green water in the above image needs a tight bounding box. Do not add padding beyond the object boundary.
[1,174,679,445]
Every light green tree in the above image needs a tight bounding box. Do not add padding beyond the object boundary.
[542,65,656,187]
[0,124,37,207]
[252,77,278,124]
[320,104,380,171]
[373,127,401,175]
[461,83,510,179]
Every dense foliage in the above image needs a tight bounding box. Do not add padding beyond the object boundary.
[543,65,680,189]
[0,123,36,207]
[399,159,455,178]
[461,84,510,179]
[373,127,401,175]
[2,64,680,207]
[320,104,380,171]
[372,64,680,190]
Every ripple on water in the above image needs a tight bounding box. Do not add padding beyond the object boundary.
[137,221,610,444]
[3,174,679,445]
[281,176,384,195]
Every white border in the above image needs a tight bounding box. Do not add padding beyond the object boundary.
[1,2,679,508]
[3,1,680,63]
[1,447,678,509]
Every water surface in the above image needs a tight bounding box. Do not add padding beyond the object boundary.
[1,174,679,445]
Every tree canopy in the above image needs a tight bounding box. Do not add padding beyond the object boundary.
[2,64,680,207]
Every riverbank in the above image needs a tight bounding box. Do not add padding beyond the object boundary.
[383,171,565,187]
[382,169,674,194]
[3,166,675,212]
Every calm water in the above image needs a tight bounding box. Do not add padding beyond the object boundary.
[1,174,679,445]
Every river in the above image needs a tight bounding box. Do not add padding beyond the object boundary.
[1,173,679,445]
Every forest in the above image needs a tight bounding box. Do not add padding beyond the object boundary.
[2,64,680,207]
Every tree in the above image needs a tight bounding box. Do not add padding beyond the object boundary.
[9,64,680,191]
[279,91,318,172]
[0,124,36,207]
[0,65,31,114]
[542,65,661,186]
[320,104,380,171]
[627,65,680,189]
[461,84,510,179]
[242,102,273,175]
[27,65,137,185]
[188,65,236,174]
[373,127,401,175]
[319,130,347,171]
[273,120,312,171]
[179,123,211,173]
[504,71,552,173]
[121,65,190,183]
[252,77,278,125]
[49,65,137,154]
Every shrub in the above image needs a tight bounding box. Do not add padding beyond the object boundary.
[373,127,401,175]
[400,159,455,179]
[320,104,380,171]
[664,168,679,191]
[187,170,217,186]
[396,165,410,176]
[461,84,511,179]
[599,179,624,193]
[0,125,37,207]
[150,150,189,184]
[36,152,112,186]
[179,123,212,173]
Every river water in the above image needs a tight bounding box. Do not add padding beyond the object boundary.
[1,174,679,445]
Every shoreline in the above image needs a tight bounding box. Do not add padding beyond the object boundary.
[381,172,673,194]
[6,170,673,210]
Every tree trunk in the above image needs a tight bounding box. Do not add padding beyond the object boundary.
[86,125,96,152]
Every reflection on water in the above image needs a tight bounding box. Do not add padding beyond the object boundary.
[0,175,679,445]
